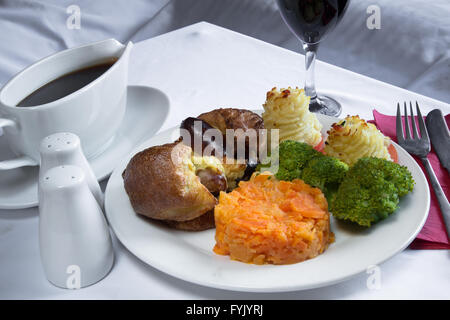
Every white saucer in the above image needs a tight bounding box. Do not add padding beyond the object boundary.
[0,85,170,210]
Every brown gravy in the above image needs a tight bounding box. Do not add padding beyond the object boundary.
[17,57,118,107]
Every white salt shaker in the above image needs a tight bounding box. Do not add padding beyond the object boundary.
[39,165,114,289]
[39,132,104,209]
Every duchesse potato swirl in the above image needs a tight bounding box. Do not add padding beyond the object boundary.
[324,115,392,166]
[262,87,322,147]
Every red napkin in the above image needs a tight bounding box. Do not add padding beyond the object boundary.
[371,110,450,249]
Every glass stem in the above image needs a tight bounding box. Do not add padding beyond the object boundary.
[303,42,319,100]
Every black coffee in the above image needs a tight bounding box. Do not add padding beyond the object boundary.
[17,58,118,107]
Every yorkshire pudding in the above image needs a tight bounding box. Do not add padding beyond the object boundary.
[122,108,265,232]
[164,210,215,231]
[122,141,217,222]
[197,108,265,161]
[197,108,264,134]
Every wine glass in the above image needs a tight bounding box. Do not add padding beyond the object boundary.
[276,0,350,116]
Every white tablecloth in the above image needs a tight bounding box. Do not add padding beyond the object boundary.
[0,22,449,300]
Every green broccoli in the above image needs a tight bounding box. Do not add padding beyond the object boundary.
[258,141,348,200]
[300,156,349,193]
[274,166,301,181]
[330,157,414,227]
[274,140,321,181]
[257,140,321,180]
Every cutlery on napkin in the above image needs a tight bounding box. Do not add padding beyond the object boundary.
[371,109,450,249]
[426,109,450,175]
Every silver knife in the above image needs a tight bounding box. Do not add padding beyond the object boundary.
[426,109,450,174]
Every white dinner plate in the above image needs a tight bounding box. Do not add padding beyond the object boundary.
[0,85,169,209]
[105,113,430,292]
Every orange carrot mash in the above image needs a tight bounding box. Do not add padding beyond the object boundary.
[213,172,333,265]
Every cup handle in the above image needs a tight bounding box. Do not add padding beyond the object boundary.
[0,118,17,130]
[0,117,38,170]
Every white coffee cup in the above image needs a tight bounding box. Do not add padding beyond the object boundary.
[0,39,133,170]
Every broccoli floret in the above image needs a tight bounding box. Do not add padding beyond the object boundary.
[330,157,414,227]
[278,140,319,166]
[257,140,321,180]
[274,140,321,181]
[322,182,339,207]
[275,166,302,181]
[301,156,349,191]
[257,140,347,192]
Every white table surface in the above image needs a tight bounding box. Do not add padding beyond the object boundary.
[0,22,449,300]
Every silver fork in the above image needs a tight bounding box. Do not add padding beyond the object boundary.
[396,102,450,238]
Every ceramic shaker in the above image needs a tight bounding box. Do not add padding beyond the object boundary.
[38,165,114,289]
[39,132,104,209]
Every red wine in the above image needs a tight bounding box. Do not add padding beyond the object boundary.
[277,0,349,44]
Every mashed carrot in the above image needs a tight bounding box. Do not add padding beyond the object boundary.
[213,172,333,265]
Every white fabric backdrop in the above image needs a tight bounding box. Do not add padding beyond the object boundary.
[0,0,449,103]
